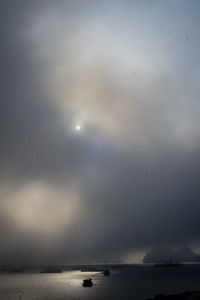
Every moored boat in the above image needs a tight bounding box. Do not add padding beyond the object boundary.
[103,269,110,276]
[82,278,93,287]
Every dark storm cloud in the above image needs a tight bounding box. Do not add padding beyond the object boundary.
[52,144,200,263]
[1,0,200,264]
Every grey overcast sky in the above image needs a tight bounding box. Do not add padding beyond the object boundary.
[0,0,200,264]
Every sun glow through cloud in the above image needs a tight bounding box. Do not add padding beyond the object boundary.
[75,124,81,131]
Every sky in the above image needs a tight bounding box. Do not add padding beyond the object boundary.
[0,0,200,265]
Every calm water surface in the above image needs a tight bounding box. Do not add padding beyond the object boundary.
[1,265,200,300]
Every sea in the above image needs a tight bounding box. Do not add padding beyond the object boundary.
[1,264,200,300]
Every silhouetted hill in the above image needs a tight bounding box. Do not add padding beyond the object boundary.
[174,246,198,262]
[143,246,200,263]
[143,246,175,263]
[147,291,200,300]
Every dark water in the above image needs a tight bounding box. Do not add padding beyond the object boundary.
[1,264,200,300]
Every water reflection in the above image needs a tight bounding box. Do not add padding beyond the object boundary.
[55,271,101,287]
[1,266,200,300]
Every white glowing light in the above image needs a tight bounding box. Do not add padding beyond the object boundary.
[75,125,81,131]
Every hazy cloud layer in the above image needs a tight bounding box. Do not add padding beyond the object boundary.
[1,0,200,264]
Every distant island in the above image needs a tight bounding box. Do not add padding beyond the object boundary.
[143,246,200,263]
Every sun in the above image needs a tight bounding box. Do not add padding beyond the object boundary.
[75,124,81,131]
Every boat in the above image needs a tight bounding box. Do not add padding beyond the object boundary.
[103,269,110,276]
[82,278,93,287]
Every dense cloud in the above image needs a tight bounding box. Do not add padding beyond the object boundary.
[1,0,200,264]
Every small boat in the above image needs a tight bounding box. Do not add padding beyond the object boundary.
[103,269,110,276]
[82,278,93,287]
